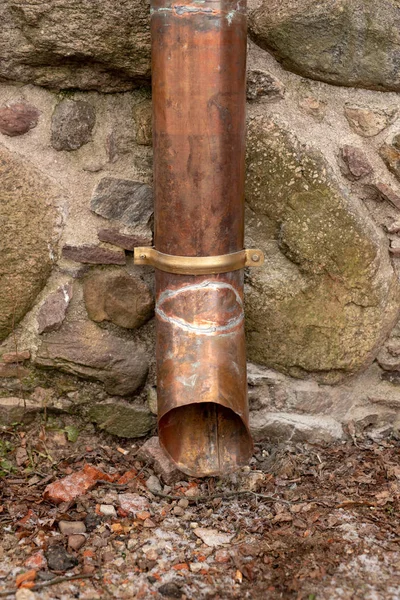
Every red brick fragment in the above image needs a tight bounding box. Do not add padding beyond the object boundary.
[117,469,138,485]
[44,464,113,504]
[24,551,47,570]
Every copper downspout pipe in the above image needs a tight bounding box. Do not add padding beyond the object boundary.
[140,0,260,476]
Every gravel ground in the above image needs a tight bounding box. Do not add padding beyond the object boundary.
[1,420,400,599]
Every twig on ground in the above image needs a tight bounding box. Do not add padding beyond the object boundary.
[150,489,293,505]
[151,489,337,508]
[0,573,95,598]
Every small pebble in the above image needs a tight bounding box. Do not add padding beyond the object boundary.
[185,487,200,498]
[84,513,101,531]
[158,582,182,598]
[127,539,138,550]
[99,505,117,518]
[178,498,189,509]
[37,572,56,581]
[215,549,231,563]
[102,551,115,563]
[190,522,199,529]
[145,548,158,561]
[59,520,86,535]
[146,474,162,493]
[173,506,185,516]
[45,544,78,571]
[143,518,156,528]
[68,534,86,551]
[189,562,203,573]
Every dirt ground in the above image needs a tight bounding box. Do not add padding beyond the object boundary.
[1,418,400,600]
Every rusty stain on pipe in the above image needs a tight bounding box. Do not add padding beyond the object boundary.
[150,0,253,476]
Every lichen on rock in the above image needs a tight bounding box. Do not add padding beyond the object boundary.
[245,116,400,383]
[0,146,60,341]
[0,0,151,92]
[249,0,400,92]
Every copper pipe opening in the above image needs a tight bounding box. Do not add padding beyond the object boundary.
[159,404,251,477]
[151,0,253,476]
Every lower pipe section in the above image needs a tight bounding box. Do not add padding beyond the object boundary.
[156,272,252,476]
[151,0,253,475]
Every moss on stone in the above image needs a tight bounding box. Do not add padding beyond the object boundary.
[245,117,400,383]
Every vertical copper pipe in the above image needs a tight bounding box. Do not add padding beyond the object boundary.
[151,0,252,476]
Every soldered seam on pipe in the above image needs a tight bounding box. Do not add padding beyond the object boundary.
[156,281,244,335]
[150,5,243,20]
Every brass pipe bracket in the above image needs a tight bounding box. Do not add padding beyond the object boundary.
[134,247,264,275]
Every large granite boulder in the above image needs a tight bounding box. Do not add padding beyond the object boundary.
[0,146,60,341]
[35,320,149,396]
[0,0,151,92]
[245,117,400,383]
[249,0,400,92]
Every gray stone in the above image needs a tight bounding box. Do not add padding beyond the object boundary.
[45,544,78,571]
[62,245,126,265]
[0,0,151,92]
[0,146,59,341]
[83,269,154,329]
[146,474,162,493]
[0,102,40,136]
[51,99,96,151]
[249,0,400,92]
[0,397,40,426]
[246,69,284,103]
[37,283,73,334]
[89,400,155,437]
[35,320,149,396]
[345,106,397,137]
[250,411,344,443]
[245,117,400,383]
[340,146,373,180]
[91,178,153,230]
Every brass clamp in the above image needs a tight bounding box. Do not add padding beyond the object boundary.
[134,247,264,275]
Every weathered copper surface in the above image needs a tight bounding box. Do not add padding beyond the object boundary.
[151,0,252,476]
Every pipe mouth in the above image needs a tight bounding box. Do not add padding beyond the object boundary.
[158,402,253,477]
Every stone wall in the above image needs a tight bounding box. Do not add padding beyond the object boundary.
[1,0,400,442]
